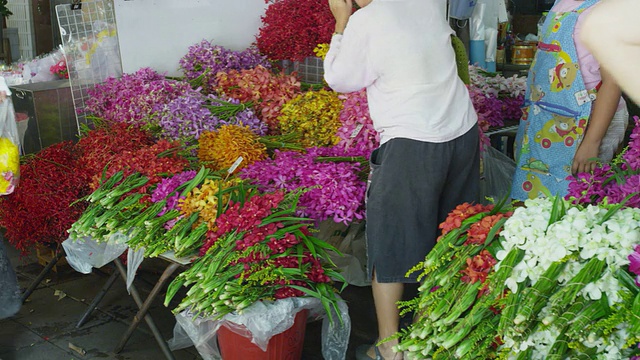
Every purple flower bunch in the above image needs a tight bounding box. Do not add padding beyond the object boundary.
[85,68,191,124]
[151,170,198,216]
[566,116,640,207]
[239,146,367,224]
[629,245,640,286]
[179,40,271,92]
[468,85,507,129]
[335,89,379,158]
[152,90,267,143]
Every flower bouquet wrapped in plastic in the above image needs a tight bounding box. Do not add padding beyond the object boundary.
[0,96,19,196]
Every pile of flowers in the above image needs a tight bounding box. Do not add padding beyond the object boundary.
[256,0,335,61]
[395,196,640,359]
[164,189,345,320]
[240,146,367,224]
[150,90,266,144]
[277,89,343,147]
[198,125,268,173]
[84,67,190,124]
[75,121,155,182]
[335,89,379,155]
[0,142,91,253]
[567,116,640,208]
[179,40,270,94]
[215,65,301,131]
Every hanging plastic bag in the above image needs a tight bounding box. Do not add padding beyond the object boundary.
[449,0,478,20]
[0,81,19,196]
[479,146,516,204]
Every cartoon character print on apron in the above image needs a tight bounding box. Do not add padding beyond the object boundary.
[511,0,599,201]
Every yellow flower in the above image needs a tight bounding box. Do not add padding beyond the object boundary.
[313,43,330,60]
[179,178,240,229]
[277,90,343,147]
[198,125,268,173]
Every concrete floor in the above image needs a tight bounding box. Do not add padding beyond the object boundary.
[0,238,380,360]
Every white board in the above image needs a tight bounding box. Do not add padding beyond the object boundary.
[114,0,267,77]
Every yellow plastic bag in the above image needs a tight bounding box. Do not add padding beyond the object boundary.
[0,98,19,195]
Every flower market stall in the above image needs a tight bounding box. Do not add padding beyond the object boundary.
[8,0,635,359]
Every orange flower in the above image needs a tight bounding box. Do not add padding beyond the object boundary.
[460,250,497,284]
[465,213,506,245]
[437,202,493,240]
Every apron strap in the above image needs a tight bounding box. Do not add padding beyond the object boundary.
[576,0,600,11]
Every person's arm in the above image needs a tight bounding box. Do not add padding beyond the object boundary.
[572,68,622,174]
[324,0,376,93]
[581,0,640,105]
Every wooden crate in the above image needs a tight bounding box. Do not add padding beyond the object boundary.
[35,243,67,272]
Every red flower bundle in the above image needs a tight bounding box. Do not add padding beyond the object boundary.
[89,139,190,195]
[76,122,155,180]
[215,66,300,131]
[256,0,335,61]
[0,142,92,253]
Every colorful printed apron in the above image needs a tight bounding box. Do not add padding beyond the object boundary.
[511,0,599,201]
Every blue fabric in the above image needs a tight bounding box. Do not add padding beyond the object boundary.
[511,0,600,200]
[0,240,21,319]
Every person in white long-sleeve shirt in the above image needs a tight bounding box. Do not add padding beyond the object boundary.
[325,0,479,359]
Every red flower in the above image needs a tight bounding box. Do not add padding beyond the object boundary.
[465,213,507,245]
[256,0,335,61]
[460,250,497,285]
[438,203,493,240]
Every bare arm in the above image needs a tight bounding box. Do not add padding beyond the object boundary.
[581,0,640,104]
[572,68,621,174]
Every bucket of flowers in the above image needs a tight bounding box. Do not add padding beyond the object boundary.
[164,187,348,360]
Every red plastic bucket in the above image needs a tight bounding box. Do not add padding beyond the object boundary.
[217,309,308,360]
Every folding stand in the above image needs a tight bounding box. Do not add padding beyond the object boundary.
[21,250,65,303]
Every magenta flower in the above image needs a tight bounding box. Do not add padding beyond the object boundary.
[629,246,640,287]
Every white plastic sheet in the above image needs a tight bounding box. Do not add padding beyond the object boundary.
[62,233,128,274]
[169,297,351,360]
[126,246,145,293]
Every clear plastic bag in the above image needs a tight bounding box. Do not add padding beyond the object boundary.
[169,297,351,360]
[61,234,128,274]
[0,93,20,196]
[480,146,516,204]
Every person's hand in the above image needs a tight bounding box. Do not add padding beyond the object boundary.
[0,91,7,103]
[328,0,353,32]
[572,139,600,175]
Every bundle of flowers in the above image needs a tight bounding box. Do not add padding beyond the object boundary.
[69,167,236,257]
[240,146,367,224]
[277,89,343,147]
[0,142,92,253]
[50,58,68,79]
[88,139,190,193]
[469,65,526,99]
[335,89,379,156]
[0,137,19,195]
[395,197,640,359]
[164,189,345,321]
[75,121,155,180]
[256,0,335,61]
[179,40,270,93]
[84,67,190,124]
[149,90,266,144]
[567,116,640,208]
[198,125,268,174]
[215,65,301,131]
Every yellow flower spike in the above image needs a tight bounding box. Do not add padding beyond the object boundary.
[276,89,343,147]
[198,125,267,173]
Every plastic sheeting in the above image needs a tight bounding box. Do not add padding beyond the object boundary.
[62,233,128,274]
[169,297,351,360]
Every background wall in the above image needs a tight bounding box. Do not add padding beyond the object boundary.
[113,0,267,77]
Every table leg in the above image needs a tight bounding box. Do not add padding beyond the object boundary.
[76,265,119,328]
[113,258,178,360]
[21,250,64,303]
